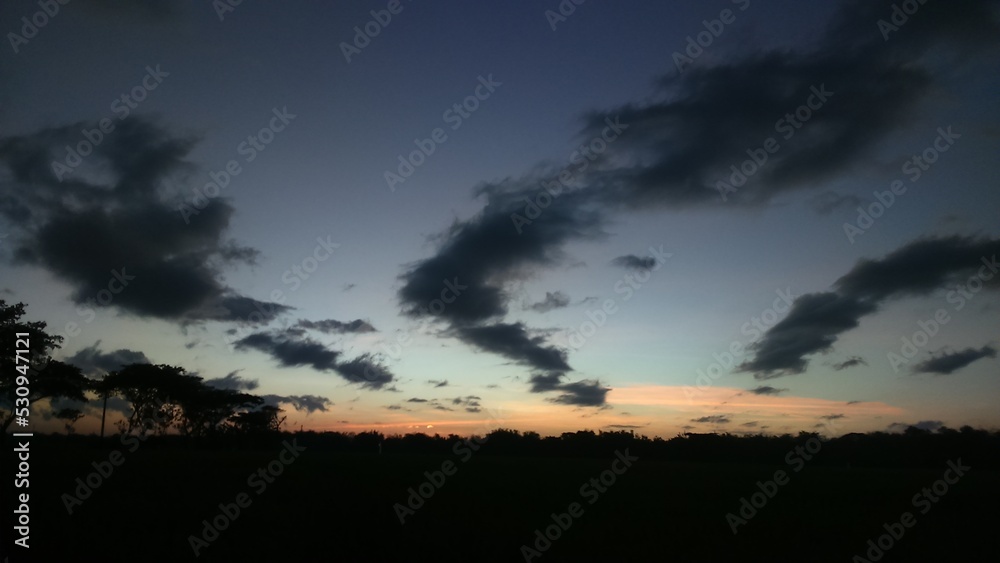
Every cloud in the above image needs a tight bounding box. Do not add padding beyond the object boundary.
[204,371,259,391]
[605,424,644,429]
[820,414,846,420]
[456,322,570,372]
[528,291,570,313]
[611,255,657,271]
[547,379,609,407]
[527,373,609,407]
[691,415,730,424]
[450,395,482,413]
[235,331,340,372]
[0,117,290,324]
[427,379,449,388]
[296,318,376,334]
[742,235,1000,378]
[832,356,867,371]
[234,331,396,389]
[741,421,759,428]
[332,354,396,390]
[740,292,877,377]
[406,398,428,403]
[913,345,997,375]
[392,0,1000,401]
[64,341,149,376]
[810,191,864,215]
[575,0,999,209]
[260,394,332,414]
[748,385,787,396]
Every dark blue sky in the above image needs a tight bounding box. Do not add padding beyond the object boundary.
[2,0,998,437]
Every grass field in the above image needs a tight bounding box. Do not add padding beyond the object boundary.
[12,436,999,562]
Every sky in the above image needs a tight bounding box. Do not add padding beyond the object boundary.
[1,0,998,438]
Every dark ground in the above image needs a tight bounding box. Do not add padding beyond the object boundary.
[5,435,998,562]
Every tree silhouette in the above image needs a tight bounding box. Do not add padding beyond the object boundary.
[102,363,199,436]
[0,300,89,433]
[54,407,84,434]
[230,404,285,435]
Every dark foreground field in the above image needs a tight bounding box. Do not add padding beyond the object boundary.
[7,436,999,562]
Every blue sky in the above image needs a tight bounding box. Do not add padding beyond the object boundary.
[2,0,998,437]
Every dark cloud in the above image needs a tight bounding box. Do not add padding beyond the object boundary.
[260,394,332,414]
[296,318,376,334]
[451,395,482,413]
[691,415,730,424]
[846,400,864,405]
[832,356,867,371]
[913,345,997,375]
[427,379,449,388]
[741,421,759,428]
[605,424,644,429]
[406,398,428,403]
[64,341,149,376]
[611,255,657,271]
[810,191,864,215]
[821,414,846,420]
[748,385,787,396]
[528,291,571,313]
[547,380,609,407]
[833,236,1000,302]
[456,322,570,373]
[204,371,259,391]
[740,293,877,378]
[527,373,609,407]
[0,118,290,324]
[332,354,395,390]
[235,332,340,372]
[398,185,605,326]
[742,235,1000,378]
[577,0,999,209]
[234,331,396,389]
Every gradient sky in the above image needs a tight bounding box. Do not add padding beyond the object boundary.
[2,0,998,438]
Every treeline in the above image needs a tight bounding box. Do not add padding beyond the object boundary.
[2,300,283,437]
[298,426,1000,469]
[41,425,1000,470]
